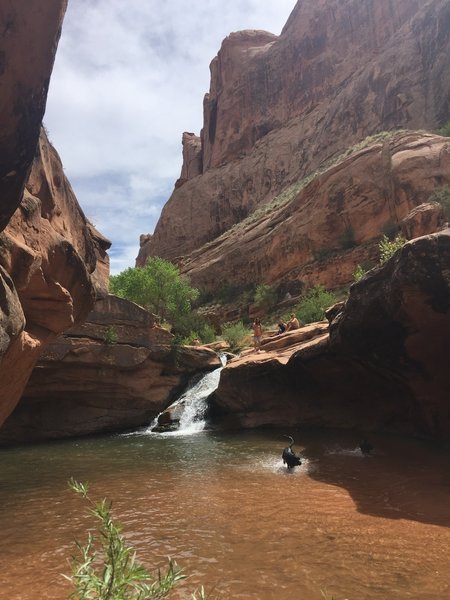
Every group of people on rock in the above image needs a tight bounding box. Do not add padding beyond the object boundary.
[252,313,302,352]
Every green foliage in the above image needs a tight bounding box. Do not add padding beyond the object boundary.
[221,321,249,350]
[65,479,186,599]
[253,284,277,313]
[295,285,336,324]
[378,234,407,264]
[436,120,450,137]
[103,326,118,346]
[178,324,216,347]
[171,311,216,345]
[428,186,450,220]
[110,258,199,323]
[352,264,367,282]
[338,225,356,249]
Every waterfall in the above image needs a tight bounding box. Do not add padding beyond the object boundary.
[151,354,227,435]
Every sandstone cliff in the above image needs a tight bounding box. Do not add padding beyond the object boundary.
[0,295,220,444]
[209,229,450,440]
[177,132,450,295]
[138,0,450,299]
[0,2,107,426]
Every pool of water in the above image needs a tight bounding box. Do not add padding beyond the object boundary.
[1,428,450,599]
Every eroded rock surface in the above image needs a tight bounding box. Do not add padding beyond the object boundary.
[0,2,105,426]
[0,295,220,444]
[138,0,450,276]
[177,132,450,295]
[210,230,450,440]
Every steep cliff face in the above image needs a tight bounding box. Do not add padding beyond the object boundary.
[0,0,68,231]
[210,229,450,439]
[0,1,107,427]
[173,132,449,295]
[0,128,107,427]
[138,0,450,291]
[0,295,220,444]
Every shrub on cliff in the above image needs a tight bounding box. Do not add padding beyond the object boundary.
[110,258,199,324]
[428,186,450,220]
[378,234,406,265]
[437,120,450,137]
[172,311,216,345]
[294,285,336,324]
[221,321,249,350]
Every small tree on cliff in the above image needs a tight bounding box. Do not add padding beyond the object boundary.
[110,257,199,324]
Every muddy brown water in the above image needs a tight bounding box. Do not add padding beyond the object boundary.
[1,428,450,599]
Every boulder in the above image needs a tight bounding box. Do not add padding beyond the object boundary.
[0,295,221,444]
[210,230,450,440]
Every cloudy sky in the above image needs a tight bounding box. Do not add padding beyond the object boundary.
[45,0,297,274]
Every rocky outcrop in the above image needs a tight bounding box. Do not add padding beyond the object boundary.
[0,295,221,444]
[0,0,68,231]
[210,229,450,440]
[0,2,104,427]
[176,132,449,296]
[401,202,444,240]
[0,128,106,428]
[176,132,202,187]
[138,0,450,275]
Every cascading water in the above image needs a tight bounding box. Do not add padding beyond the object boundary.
[150,353,227,435]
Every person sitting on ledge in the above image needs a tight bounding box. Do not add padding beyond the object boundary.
[286,313,300,331]
[274,318,287,336]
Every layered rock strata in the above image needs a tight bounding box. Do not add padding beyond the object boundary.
[0,128,106,427]
[210,229,450,440]
[138,0,450,277]
[0,295,220,444]
[0,1,105,426]
[176,132,449,295]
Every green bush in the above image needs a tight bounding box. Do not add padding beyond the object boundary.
[171,311,216,344]
[295,285,336,324]
[428,186,450,220]
[437,120,450,137]
[378,234,407,264]
[221,321,249,349]
[178,324,216,347]
[253,284,277,313]
[352,264,367,282]
[65,479,186,599]
[110,257,199,324]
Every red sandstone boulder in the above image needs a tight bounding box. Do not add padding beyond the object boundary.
[210,230,450,440]
[401,202,445,240]
[0,295,221,444]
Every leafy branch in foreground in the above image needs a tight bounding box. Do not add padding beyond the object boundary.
[65,478,210,600]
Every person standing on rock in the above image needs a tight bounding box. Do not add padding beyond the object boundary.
[252,318,263,352]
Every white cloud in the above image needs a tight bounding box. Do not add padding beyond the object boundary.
[45,0,297,274]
